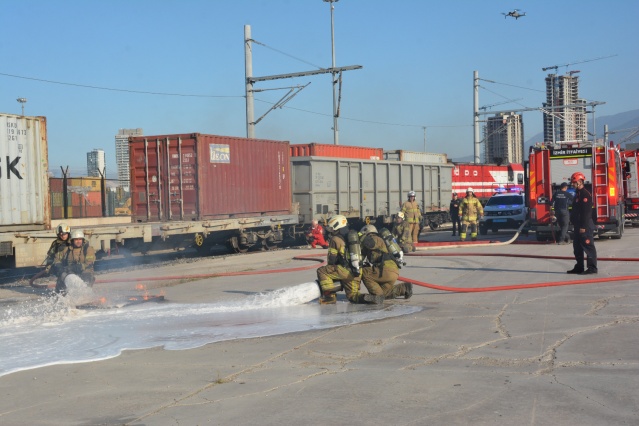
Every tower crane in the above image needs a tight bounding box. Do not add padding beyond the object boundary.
[541,54,617,72]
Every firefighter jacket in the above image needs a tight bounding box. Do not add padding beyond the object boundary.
[361,233,398,273]
[460,195,484,222]
[45,238,70,272]
[401,200,422,224]
[62,242,96,276]
[392,221,412,245]
[570,186,595,230]
[327,234,351,270]
[551,190,573,213]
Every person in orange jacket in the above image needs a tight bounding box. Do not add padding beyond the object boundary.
[306,219,329,248]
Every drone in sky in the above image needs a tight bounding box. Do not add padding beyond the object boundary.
[502,9,526,19]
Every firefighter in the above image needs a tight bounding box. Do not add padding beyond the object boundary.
[55,230,96,294]
[316,215,382,304]
[401,191,422,251]
[567,172,598,275]
[29,223,71,287]
[459,187,483,241]
[392,212,413,254]
[551,182,573,244]
[359,225,412,300]
[306,219,329,249]
[449,193,461,236]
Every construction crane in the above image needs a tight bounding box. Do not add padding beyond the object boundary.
[541,54,617,72]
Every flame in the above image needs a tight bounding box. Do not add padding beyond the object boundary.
[135,284,146,291]
[129,297,138,301]
[99,297,107,305]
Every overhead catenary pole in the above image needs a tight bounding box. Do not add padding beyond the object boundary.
[473,71,480,163]
[325,0,340,145]
[244,25,255,138]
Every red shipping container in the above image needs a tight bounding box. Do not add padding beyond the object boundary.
[290,143,382,160]
[129,134,291,222]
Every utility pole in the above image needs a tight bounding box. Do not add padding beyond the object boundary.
[17,98,27,116]
[245,26,255,138]
[422,127,427,152]
[324,0,340,145]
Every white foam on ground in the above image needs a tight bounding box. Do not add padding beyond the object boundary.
[0,282,421,378]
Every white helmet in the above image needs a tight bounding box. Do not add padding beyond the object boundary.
[326,215,348,232]
[70,230,85,240]
[408,191,416,198]
[360,224,378,236]
[396,212,405,220]
[56,223,70,235]
[467,187,474,193]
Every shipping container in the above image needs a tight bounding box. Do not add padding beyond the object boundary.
[130,134,292,222]
[290,143,383,160]
[0,114,50,231]
[383,150,448,164]
[291,155,453,227]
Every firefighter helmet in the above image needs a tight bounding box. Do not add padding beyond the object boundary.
[56,223,70,235]
[326,215,348,232]
[571,172,586,183]
[360,224,378,236]
[397,212,405,220]
[408,191,416,198]
[467,187,474,193]
[70,230,85,240]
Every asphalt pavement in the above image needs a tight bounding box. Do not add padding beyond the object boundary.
[0,226,637,426]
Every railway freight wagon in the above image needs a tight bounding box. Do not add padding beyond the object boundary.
[290,148,453,230]
[128,134,299,253]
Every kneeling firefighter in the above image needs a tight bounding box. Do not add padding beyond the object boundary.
[55,230,96,294]
[359,225,412,300]
[316,215,384,304]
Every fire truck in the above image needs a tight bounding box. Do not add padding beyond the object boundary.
[621,148,639,226]
[452,163,525,204]
[527,141,625,241]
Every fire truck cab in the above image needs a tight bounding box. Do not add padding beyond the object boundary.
[527,141,625,241]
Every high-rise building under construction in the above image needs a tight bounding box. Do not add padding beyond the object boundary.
[543,74,587,144]
[484,112,524,164]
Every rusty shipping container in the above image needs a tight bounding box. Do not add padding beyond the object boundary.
[130,134,291,222]
[290,143,383,160]
[0,114,50,231]
[383,150,448,164]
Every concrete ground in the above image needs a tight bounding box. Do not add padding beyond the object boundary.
[0,226,638,426]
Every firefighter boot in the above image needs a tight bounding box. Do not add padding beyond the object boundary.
[319,291,337,304]
[566,264,584,274]
[360,294,385,305]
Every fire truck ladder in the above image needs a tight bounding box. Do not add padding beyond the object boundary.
[593,145,609,220]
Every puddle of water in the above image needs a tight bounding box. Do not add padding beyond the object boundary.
[0,281,421,377]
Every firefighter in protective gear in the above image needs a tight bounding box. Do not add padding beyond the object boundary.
[316,215,374,304]
[459,188,483,241]
[401,191,422,251]
[55,230,96,294]
[359,225,412,300]
[567,172,598,275]
[29,223,72,287]
[305,219,329,248]
[392,212,413,254]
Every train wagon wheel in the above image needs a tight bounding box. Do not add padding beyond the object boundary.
[262,238,278,251]
[228,236,249,253]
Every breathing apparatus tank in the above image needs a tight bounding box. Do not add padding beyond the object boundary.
[346,229,362,276]
[379,227,405,267]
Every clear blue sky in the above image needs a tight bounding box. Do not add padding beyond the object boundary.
[2,0,637,178]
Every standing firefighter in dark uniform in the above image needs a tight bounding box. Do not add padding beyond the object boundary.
[359,225,412,300]
[551,182,573,244]
[567,172,598,275]
[316,215,383,305]
[449,193,461,237]
[401,191,422,250]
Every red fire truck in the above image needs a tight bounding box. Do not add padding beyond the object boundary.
[527,141,625,241]
[621,148,639,226]
[452,163,525,204]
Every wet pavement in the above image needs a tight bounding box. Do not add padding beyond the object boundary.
[0,226,637,425]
